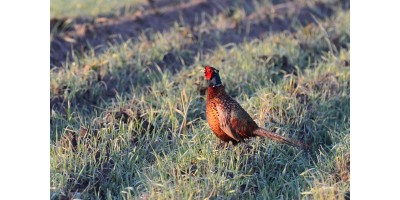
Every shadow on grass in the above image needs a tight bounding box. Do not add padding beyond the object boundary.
[50,0,349,114]
[51,0,349,67]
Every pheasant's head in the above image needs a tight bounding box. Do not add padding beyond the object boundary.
[204,65,222,87]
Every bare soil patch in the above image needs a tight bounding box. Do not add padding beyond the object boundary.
[50,0,349,67]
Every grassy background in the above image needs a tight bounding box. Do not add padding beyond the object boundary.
[50,0,350,199]
[50,0,146,18]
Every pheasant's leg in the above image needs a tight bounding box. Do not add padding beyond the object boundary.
[217,141,228,149]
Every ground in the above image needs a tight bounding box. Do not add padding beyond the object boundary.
[50,0,350,199]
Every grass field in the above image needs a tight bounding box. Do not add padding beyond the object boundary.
[50,0,350,199]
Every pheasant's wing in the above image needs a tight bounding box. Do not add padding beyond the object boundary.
[228,102,259,137]
[215,104,244,142]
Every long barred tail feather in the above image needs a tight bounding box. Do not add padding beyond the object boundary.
[253,128,309,149]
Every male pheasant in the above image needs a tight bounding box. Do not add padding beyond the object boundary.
[204,65,308,149]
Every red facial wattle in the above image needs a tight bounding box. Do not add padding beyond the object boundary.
[204,66,214,80]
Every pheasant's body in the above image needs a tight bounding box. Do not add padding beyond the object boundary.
[206,86,257,143]
[203,65,308,148]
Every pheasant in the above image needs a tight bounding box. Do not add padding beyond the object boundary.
[204,65,308,149]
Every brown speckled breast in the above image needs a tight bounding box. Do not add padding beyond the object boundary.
[206,86,236,143]
[206,85,259,143]
[206,100,234,142]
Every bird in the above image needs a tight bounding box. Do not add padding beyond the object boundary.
[204,65,309,149]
